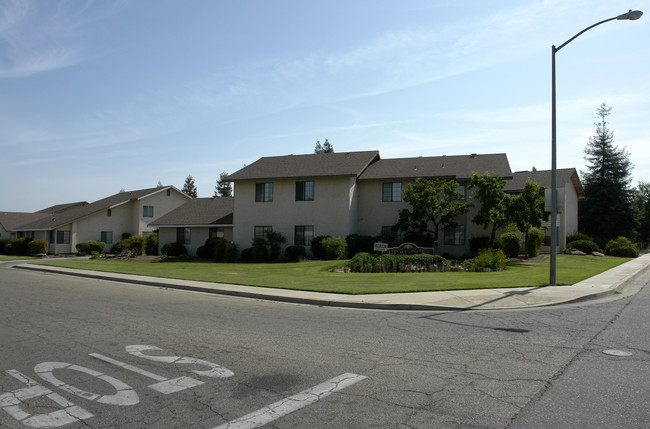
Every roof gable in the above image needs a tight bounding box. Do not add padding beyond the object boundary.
[227,151,380,181]
[504,169,585,197]
[149,197,234,226]
[16,186,189,231]
[358,153,512,181]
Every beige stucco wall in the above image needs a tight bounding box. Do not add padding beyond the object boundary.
[232,177,357,252]
[357,180,482,258]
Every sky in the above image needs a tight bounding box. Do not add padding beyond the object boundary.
[1,0,649,211]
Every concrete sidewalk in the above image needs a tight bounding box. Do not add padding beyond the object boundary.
[15,253,650,311]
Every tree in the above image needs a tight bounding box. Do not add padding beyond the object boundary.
[182,175,198,198]
[633,181,650,247]
[579,104,636,246]
[469,172,512,245]
[395,178,473,249]
[214,171,233,198]
[314,139,334,154]
[510,179,547,258]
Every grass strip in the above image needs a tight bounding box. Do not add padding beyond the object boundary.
[31,254,630,295]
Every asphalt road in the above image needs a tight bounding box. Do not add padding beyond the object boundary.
[1,264,648,428]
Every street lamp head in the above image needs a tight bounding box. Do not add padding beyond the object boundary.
[617,10,643,20]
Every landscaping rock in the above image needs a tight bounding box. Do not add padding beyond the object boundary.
[570,250,586,256]
[591,251,605,257]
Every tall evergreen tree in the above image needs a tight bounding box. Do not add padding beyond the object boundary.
[214,171,233,198]
[182,174,198,198]
[579,104,635,245]
[314,139,334,154]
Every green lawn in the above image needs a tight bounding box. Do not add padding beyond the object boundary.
[32,254,630,294]
[0,255,40,261]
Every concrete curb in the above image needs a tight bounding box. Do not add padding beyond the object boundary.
[13,254,650,311]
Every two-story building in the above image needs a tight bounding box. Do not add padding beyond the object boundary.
[227,151,515,258]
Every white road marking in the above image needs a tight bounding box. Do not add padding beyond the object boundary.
[125,345,235,378]
[0,370,93,428]
[34,362,139,406]
[213,373,367,429]
[90,353,205,395]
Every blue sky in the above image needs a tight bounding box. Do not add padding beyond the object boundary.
[1,0,648,211]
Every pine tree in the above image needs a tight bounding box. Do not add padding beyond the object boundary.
[579,104,636,245]
[314,139,334,154]
[214,171,233,198]
[182,175,198,198]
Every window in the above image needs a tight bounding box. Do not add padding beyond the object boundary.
[143,206,154,217]
[444,225,465,245]
[101,231,113,244]
[107,209,112,217]
[209,227,224,238]
[56,231,70,244]
[166,189,171,196]
[255,183,273,202]
[295,181,314,201]
[176,228,190,245]
[254,226,272,239]
[294,225,314,246]
[382,182,402,202]
[456,185,466,200]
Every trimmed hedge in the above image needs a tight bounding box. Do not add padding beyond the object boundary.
[567,232,594,245]
[345,234,376,257]
[526,228,545,257]
[197,237,238,262]
[284,245,306,262]
[0,238,12,255]
[160,242,188,257]
[8,237,32,255]
[28,239,49,254]
[347,253,449,273]
[112,236,145,256]
[500,232,520,258]
[145,232,159,255]
[569,239,599,254]
[76,241,106,255]
[321,236,346,260]
[605,237,638,258]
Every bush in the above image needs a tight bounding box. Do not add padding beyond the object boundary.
[145,232,159,255]
[526,228,545,258]
[310,235,330,260]
[9,237,31,256]
[28,239,49,255]
[469,236,490,256]
[214,240,237,262]
[121,232,132,240]
[500,232,520,258]
[0,238,12,255]
[345,234,376,257]
[605,237,638,258]
[472,248,507,271]
[347,253,449,273]
[160,242,187,257]
[569,239,599,254]
[90,251,101,259]
[76,241,106,255]
[567,232,593,245]
[110,236,145,256]
[265,231,286,261]
[285,245,306,262]
[321,236,346,260]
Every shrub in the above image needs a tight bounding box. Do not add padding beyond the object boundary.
[9,237,31,255]
[145,232,159,255]
[215,240,237,263]
[0,238,12,255]
[178,253,193,261]
[265,231,286,261]
[526,228,545,257]
[345,234,376,257]
[321,236,346,260]
[500,232,520,258]
[605,237,638,258]
[285,245,306,262]
[347,253,449,273]
[567,232,593,245]
[197,237,225,259]
[160,242,187,257]
[110,239,126,254]
[28,239,49,255]
[469,236,490,256]
[472,248,507,271]
[310,235,330,260]
[121,232,132,240]
[76,241,106,255]
[90,251,101,259]
[570,239,599,254]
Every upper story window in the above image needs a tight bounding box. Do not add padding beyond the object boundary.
[382,182,402,202]
[296,181,314,201]
[255,183,273,202]
[143,205,154,217]
[107,209,112,217]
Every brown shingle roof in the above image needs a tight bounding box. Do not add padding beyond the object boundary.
[149,197,233,227]
[16,186,188,231]
[504,169,585,197]
[358,153,512,181]
[36,202,88,214]
[0,212,51,232]
[226,151,380,181]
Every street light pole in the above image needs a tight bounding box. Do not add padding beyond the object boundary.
[550,9,642,286]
